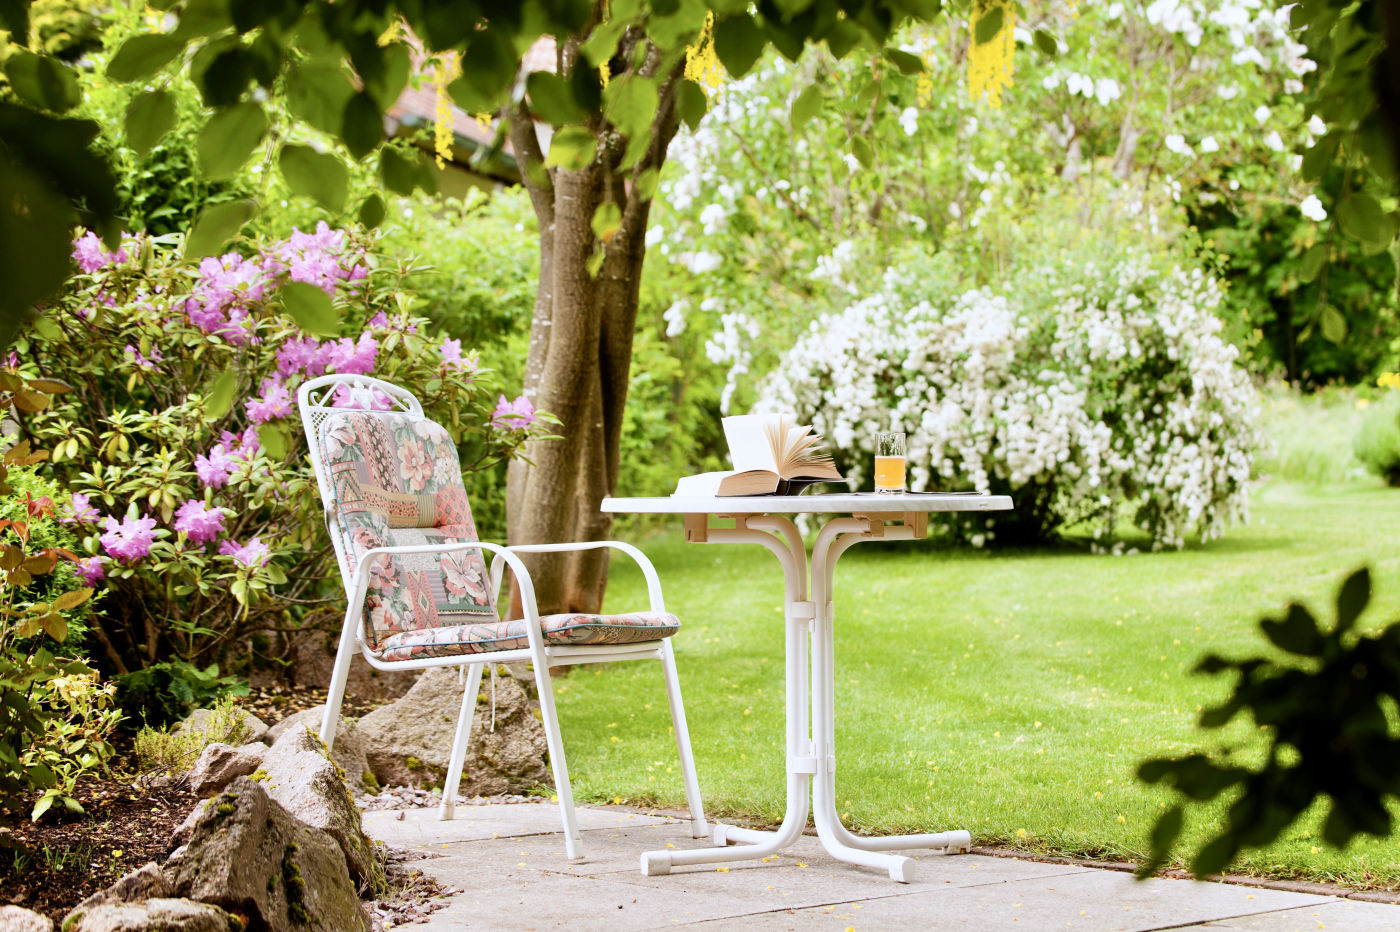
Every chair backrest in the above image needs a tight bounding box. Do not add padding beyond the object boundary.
[297,375,497,650]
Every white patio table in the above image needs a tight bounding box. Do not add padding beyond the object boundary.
[601,491,1014,882]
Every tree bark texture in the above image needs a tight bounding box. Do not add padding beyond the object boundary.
[504,45,683,617]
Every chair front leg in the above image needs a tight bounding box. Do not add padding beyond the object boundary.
[659,639,709,838]
[532,658,583,859]
[320,603,361,750]
[439,663,484,821]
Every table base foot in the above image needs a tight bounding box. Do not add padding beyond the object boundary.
[840,828,971,855]
[641,851,673,876]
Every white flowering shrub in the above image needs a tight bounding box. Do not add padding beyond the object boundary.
[758,253,1261,549]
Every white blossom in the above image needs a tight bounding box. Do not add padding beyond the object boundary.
[1253,105,1271,125]
[1199,136,1219,153]
[1299,195,1327,222]
[1164,134,1192,156]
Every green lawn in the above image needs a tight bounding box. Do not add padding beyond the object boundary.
[550,480,1400,887]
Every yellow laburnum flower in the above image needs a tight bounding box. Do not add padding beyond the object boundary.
[685,12,724,94]
[968,0,1016,109]
[433,53,461,169]
[1378,371,1400,390]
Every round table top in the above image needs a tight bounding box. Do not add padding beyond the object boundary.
[602,492,1014,515]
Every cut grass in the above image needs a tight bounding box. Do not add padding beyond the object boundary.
[551,480,1400,887]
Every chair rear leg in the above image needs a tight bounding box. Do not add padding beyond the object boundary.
[659,640,708,837]
[533,659,583,859]
[319,612,359,750]
[439,663,484,821]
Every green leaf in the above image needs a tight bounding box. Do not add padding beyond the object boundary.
[455,30,516,109]
[358,193,386,230]
[124,90,177,158]
[38,612,66,643]
[527,71,587,126]
[173,0,230,38]
[5,51,81,113]
[1336,193,1394,247]
[106,34,184,82]
[676,79,708,131]
[591,201,622,241]
[257,422,289,462]
[791,84,822,129]
[286,61,352,136]
[31,793,54,821]
[1319,303,1347,343]
[974,5,1004,44]
[713,13,766,78]
[1334,567,1370,635]
[204,369,239,420]
[852,136,875,168]
[1298,243,1328,284]
[586,248,605,278]
[581,17,629,66]
[1033,29,1059,56]
[0,0,29,43]
[342,91,384,161]
[279,281,339,337]
[184,199,257,260]
[603,74,660,141]
[824,18,863,58]
[1260,604,1324,655]
[545,126,598,171]
[196,102,268,180]
[379,146,418,196]
[635,168,659,201]
[278,144,348,213]
[882,47,924,75]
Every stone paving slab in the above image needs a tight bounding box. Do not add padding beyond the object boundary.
[1195,899,1400,930]
[363,804,1400,931]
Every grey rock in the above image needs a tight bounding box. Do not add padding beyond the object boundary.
[70,862,172,914]
[174,707,268,746]
[187,742,267,798]
[61,899,234,932]
[267,708,374,793]
[286,626,416,701]
[356,666,548,794]
[0,905,53,932]
[165,777,369,932]
[261,726,378,887]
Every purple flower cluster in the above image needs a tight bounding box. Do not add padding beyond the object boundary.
[195,428,260,489]
[440,338,479,376]
[219,536,271,568]
[268,222,368,296]
[72,231,132,274]
[174,500,227,545]
[274,332,378,380]
[74,556,105,585]
[66,492,101,525]
[246,376,295,424]
[491,394,537,430]
[123,344,164,370]
[99,514,159,563]
[184,253,268,345]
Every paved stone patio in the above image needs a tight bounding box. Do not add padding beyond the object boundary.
[363,805,1400,931]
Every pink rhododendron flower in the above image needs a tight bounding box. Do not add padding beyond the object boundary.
[66,492,101,525]
[276,336,328,378]
[246,376,293,423]
[99,514,158,563]
[330,383,393,410]
[219,536,271,568]
[219,427,260,462]
[441,338,479,375]
[195,445,234,488]
[123,344,164,370]
[324,332,377,375]
[271,222,366,296]
[74,556,105,586]
[174,500,226,545]
[367,311,390,328]
[71,231,131,274]
[183,252,270,345]
[491,394,537,430]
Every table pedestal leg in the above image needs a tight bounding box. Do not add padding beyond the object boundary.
[641,513,969,882]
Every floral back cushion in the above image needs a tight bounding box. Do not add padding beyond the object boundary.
[318,409,496,650]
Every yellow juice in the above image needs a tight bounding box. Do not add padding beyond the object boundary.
[874,455,906,491]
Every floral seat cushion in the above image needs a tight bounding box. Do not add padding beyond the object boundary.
[318,409,497,650]
[374,611,681,662]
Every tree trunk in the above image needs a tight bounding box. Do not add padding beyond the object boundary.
[504,49,682,617]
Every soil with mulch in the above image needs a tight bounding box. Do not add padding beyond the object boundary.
[0,769,197,923]
[0,685,394,923]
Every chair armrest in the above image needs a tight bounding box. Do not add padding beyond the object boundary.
[503,541,666,614]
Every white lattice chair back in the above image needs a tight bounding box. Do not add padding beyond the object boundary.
[297,374,424,598]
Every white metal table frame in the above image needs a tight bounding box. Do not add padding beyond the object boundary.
[601,492,1014,882]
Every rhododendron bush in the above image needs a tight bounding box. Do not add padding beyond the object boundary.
[8,225,550,677]
[758,252,1261,550]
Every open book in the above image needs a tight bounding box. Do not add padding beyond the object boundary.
[673,414,844,497]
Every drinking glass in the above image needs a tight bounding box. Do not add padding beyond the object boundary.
[874,431,906,493]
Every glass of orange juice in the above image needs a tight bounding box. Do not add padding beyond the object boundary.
[874,431,906,493]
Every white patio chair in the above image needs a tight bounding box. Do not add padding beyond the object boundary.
[296,373,708,858]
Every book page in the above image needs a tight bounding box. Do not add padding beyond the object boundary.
[722,415,781,472]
